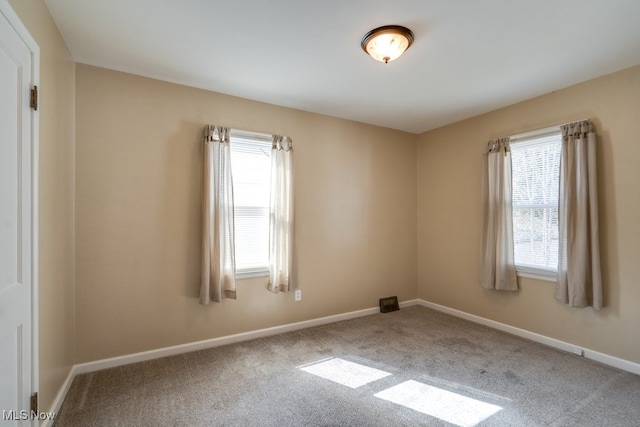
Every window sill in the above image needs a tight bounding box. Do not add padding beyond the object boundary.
[515,266,557,283]
[236,268,268,280]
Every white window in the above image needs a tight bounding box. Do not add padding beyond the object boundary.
[229,130,272,278]
[510,128,562,278]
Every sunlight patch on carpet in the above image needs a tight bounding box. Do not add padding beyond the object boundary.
[299,357,391,388]
[374,380,502,427]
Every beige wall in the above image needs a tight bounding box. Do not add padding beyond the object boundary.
[417,65,640,363]
[8,0,76,413]
[74,64,418,362]
[8,0,640,405]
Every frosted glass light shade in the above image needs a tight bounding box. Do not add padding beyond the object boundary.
[361,25,414,63]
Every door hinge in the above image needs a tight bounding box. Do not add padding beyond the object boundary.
[30,86,38,110]
[31,392,38,413]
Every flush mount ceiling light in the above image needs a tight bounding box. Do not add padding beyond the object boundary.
[361,25,414,64]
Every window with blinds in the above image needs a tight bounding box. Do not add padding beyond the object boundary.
[229,130,272,277]
[510,129,562,276]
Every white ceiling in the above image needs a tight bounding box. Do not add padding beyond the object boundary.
[44,0,640,134]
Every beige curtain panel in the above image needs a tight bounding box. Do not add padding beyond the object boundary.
[481,137,518,291]
[267,135,298,293]
[556,120,602,309]
[200,125,237,304]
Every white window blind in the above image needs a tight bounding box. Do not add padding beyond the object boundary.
[229,130,272,277]
[510,130,562,275]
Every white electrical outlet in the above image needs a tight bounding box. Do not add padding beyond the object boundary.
[294,289,302,301]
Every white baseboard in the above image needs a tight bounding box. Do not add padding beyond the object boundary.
[44,296,638,425]
[417,299,640,376]
[73,303,409,374]
[45,302,397,425]
[43,366,76,427]
[399,298,419,308]
[72,299,419,374]
[581,348,640,375]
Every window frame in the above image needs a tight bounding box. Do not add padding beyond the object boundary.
[509,125,562,281]
[228,129,272,280]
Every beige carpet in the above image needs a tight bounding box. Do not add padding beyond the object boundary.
[54,306,640,426]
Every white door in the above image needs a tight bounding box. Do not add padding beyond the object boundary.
[0,2,38,424]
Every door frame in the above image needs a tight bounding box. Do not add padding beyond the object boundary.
[0,0,40,415]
